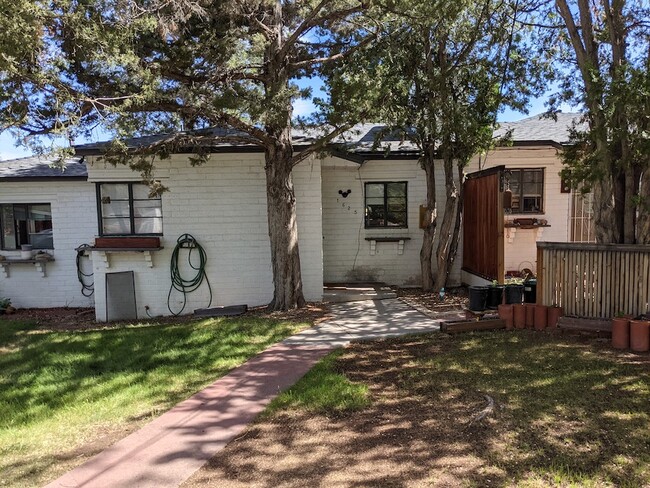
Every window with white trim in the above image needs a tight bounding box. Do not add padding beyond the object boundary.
[97,183,163,236]
[0,203,53,249]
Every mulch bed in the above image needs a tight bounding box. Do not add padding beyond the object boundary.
[0,302,331,332]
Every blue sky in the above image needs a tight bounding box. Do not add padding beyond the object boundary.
[0,85,562,161]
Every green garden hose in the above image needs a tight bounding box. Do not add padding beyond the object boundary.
[167,234,213,316]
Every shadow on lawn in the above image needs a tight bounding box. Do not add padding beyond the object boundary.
[183,332,650,488]
[0,316,305,487]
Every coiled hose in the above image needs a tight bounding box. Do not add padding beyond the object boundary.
[75,244,94,297]
[167,234,212,316]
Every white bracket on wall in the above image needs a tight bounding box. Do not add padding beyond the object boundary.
[0,258,54,278]
[365,237,411,256]
[91,248,162,269]
[506,227,516,243]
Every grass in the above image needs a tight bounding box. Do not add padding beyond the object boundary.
[264,349,370,416]
[262,331,650,487]
[0,316,308,487]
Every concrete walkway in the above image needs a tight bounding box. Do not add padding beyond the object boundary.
[46,299,457,488]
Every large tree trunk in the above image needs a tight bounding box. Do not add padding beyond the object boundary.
[265,141,306,311]
[420,146,438,291]
[434,154,459,292]
[637,168,650,244]
[592,175,620,243]
[447,162,465,281]
[261,1,305,310]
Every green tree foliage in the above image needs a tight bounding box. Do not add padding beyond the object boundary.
[0,0,379,310]
[326,0,546,290]
[549,0,650,243]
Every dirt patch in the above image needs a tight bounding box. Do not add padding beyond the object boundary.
[182,332,650,487]
[182,337,502,488]
[396,286,468,313]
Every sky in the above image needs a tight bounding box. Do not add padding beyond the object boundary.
[0,81,564,161]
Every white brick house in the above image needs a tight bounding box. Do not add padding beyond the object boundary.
[0,113,587,320]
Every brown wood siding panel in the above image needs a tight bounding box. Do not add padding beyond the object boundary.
[463,172,502,281]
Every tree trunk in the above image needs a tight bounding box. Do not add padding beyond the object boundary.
[434,154,459,292]
[265,142,306,310]
[261,1,305,310]
[637,168,650,244]
[623,169,637,243]
[420,146,437,291]
[592,174,620,243]
[447,162,465,280]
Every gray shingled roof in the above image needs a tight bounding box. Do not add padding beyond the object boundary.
[494,112,586,144]
[0,113,584,175]
[0,156,88,180]
[72,112,583,155]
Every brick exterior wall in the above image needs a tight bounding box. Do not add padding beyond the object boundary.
[87,153,323,321]
[321,156,462,287]
[0,180,97,308]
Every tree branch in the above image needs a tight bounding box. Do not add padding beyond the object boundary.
[290,31,378,69]
[289,123,356,167]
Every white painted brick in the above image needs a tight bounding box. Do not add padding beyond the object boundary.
[0,181,97,309]
[321,156,461,287]
[87,153,322,321]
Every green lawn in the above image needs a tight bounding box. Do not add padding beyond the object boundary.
[0,316,308,487]
[260,331,650,487]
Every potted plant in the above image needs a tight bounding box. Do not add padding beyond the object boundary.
[487,281,505,309]
[0,297,11,315]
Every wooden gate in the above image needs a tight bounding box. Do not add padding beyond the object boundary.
[462,166,505,282]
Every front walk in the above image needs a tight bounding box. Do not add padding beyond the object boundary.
[46,299,460,488]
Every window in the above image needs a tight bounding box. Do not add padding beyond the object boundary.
[364,182,408,228]
[570,191,596,242]
[506,169,544,213]
[0,203,53,249]
[97,183,163,236]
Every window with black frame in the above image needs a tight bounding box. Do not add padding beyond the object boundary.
[0,203,53,249]
[506,169,544,213]
[97,183,163,235]
[364,182,408,228]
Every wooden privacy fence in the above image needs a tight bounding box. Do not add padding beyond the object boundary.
[537,242,650,318]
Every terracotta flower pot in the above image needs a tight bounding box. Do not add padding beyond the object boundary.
[534,305,548,330]
[513,304,526,329]
[611,317,630,350]
[547,306,563,329]
[629,320,650,352]
[498,304,514,330]
[525,303,535,329]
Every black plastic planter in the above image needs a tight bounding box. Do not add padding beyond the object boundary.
[504,284,524,304]
[468,286,489,311]
[523,279,537,303]
[487,285,505,309]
